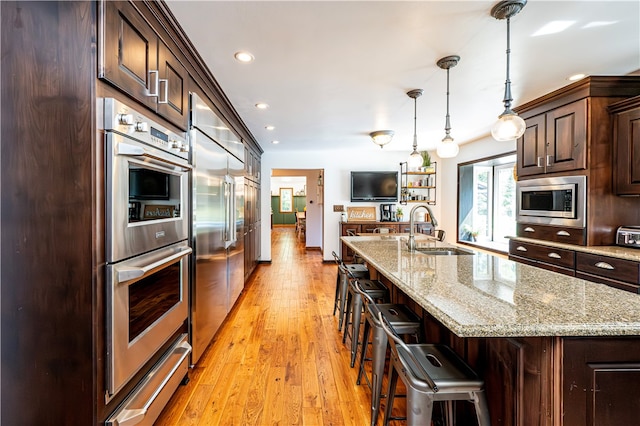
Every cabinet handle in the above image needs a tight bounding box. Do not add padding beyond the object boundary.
[556,230,571,236]
[595,261,615,270]
[158,78,169,104]
[524,227,535,233]
[546,155,553,166]
[516,246,528,252]
[547,252,561,259]
[148,70,159,97]
[537,157,544,168]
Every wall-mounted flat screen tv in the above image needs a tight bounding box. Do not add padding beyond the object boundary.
[350,171,398,202]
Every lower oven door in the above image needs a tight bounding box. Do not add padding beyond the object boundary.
[107,241,192,397]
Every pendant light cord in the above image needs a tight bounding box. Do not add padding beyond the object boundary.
[412,96,418,151]
[444,67,451,137]
[502,17,514,112]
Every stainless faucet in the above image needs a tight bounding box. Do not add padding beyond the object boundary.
[407,204,438,251]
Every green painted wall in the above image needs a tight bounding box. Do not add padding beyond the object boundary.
[271,196,306,225]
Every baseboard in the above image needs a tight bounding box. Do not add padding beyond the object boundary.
[257,260,272,264]
[305,246,322,252]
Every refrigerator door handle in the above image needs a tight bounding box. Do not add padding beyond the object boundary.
[224,175,235,249]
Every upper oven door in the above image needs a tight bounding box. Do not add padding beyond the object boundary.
[106,132,191,263]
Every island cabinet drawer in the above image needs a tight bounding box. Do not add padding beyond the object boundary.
[509,240,576,269]
[576,253,640,293]
[517,223,586,245]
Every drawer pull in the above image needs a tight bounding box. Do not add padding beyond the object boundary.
[516,246,528,252]
[524,227,535,233]
[548,252,561,259]
[595,261,615,270]
[556,230,571,236]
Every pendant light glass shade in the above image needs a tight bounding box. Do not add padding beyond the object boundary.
[406,89,424,169]
[436,55,460,158]
[491,0,527,141]
[491,112,526,141]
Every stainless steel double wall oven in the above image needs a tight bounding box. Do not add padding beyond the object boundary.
[101,98,193,425]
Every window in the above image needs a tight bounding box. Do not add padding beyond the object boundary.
[458,153,516,252]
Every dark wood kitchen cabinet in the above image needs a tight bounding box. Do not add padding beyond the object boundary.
[508,239,576,276]
[99,0,188,130]
[610,96,640,195]
[517,99,587,177]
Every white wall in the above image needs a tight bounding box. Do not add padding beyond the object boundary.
[260,136,515,261]
[271,176,307,195]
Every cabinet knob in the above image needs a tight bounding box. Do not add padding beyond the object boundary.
[595,262,615,270]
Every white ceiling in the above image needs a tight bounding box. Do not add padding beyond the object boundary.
[166,0,640,154]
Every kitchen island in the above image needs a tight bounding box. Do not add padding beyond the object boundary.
[341,235,640,426]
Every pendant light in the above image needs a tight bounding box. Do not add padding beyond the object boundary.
[407,89,424,169]
[436,55,460,159]
[491,0,527,142]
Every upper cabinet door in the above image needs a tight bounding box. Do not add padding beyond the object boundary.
[157,41,188,130]
[517,114,546,178]
[613,99,640,195]
[99,1,158,111]
[545,99,587,174]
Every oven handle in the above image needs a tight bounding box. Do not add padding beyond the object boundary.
[116,247,192,283]
[117,142,192,171]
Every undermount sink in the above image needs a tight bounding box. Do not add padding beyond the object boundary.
[415,247,474,256]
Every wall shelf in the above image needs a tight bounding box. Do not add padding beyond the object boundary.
[399,161,437,205]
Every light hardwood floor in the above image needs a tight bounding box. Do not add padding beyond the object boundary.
[155,226,405,425]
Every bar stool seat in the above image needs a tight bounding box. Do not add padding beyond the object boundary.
[379,312,491,426]
[342,272,388,368]
[332,251,369,331]
[354,281,422,426]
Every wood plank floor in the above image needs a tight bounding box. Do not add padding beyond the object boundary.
[155,226,406,425]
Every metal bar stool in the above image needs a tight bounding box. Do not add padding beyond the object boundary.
[378,312,491,426]
[353,280,422,426]
[331,251,369,331]
[341,266,389,368]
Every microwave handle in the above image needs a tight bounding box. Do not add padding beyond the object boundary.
[116,247,192,283]
[116,142,192,171]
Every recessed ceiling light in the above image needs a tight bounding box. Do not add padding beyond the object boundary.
[532,20,575,36]
[568,73,586,81]
[234,51,254,63]
[265,125,275,131]
[271,140,280,144]
[255,103,269,109]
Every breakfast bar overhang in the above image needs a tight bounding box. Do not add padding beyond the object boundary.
[341,235,640,426]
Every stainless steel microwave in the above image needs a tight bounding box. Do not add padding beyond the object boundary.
[516,176,586,227]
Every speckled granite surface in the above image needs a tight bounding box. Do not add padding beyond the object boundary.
[341,235,640,338]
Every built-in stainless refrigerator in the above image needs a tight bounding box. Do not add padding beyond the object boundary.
[189,93,244,364]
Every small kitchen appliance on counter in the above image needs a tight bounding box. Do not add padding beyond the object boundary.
[380,203,396,222]
[616,226,640,248]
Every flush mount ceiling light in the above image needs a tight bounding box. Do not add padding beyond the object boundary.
[255,102,269,109]
[265,125,275,130]
[234,51,254,63]
[436,55,460,159]
[407,89,425,169]
[369,130,394,148]
[271,140,280,144]
[491,0,527,142]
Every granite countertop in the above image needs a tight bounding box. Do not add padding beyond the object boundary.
[341,235,640,338]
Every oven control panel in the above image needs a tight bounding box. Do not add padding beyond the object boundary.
[616,226,640,248]
[100,98,189,161]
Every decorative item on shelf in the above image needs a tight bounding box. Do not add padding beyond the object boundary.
[490,0,527,142]
[406,89,425,169]
[436,55,460,158]
[396,207,403,222]
[369,130,395,148]
[420,150,434,172]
